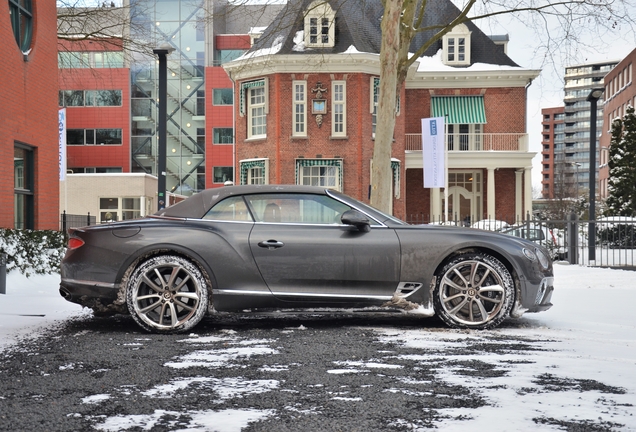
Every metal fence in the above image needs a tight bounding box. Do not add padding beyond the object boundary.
[407,214,636,269]
[60,211,97,233]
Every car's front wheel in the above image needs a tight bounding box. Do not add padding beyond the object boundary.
[433,253,514,330]
[126,255,209,333]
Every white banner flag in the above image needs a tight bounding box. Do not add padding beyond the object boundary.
[59,108,67,181]
[422,117,445,188]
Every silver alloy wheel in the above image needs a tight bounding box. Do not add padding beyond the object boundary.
[434,253,514,329]
[127,255,208,333]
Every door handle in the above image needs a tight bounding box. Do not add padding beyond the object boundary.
[258,240,285,250]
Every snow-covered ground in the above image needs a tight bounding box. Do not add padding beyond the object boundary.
[1,264,635,430]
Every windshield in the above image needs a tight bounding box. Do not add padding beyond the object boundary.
[327,190,408,225]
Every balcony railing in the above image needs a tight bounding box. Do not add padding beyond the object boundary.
[405,133,528,152]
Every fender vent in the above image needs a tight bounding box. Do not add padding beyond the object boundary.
[395,282,423,298]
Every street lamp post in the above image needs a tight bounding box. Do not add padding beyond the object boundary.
[586,88,604,261]
[570,161,581,204]
[153,43,175,211]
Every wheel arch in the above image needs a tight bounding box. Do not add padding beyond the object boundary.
[432,246,521,304]
[115,244,217,308]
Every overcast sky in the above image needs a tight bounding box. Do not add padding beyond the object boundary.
[480,7,636,192]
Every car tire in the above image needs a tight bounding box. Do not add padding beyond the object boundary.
[433,252,514,330]
[126,255,209,333]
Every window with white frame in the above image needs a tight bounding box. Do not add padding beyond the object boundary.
[443,24,471,66]
[304,1,335,47]
[296,159,342,191]
[239,159,269,185]
[371,78,379,135]
[99,197,143,223]
[293,81,307,136]
[248,166,266,184]
[248,86,266,139]
[332,81,346,136]
[370,77,399,137]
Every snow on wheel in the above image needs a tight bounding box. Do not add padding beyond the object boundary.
[126,255,209,333]
[433,252,514,330]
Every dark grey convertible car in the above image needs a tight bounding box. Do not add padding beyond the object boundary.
[60,185,554,333]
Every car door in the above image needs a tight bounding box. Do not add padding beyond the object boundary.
[246,193,401,302]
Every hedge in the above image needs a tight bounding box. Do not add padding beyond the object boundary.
[0,229,66,276]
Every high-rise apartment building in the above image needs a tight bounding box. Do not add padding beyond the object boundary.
[542,61,617,201]
[540,107,565,199]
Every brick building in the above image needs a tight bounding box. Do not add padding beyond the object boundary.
[2,1,59,230]
[224,0,539,223]
[599,48,636,201]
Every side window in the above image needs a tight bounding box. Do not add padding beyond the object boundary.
[245,193,353,224]
[527,229,545,242]
[203,196,253,222]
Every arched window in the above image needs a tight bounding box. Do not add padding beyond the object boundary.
[9,0,33,52]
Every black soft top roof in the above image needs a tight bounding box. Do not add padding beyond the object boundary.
[155,185,331,219]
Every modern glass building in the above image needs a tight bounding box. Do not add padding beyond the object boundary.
[59,0,283,204]
[130,0,208,196]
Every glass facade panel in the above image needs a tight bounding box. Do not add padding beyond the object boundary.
[213,50,244,65]
[213,128,234,144]
[213,167,234,183]
[131,0,206,196]
[213,88,234,105]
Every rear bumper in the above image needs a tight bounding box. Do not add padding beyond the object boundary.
[59,278,120,307]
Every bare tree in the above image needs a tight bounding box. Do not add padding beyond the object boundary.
[57,0,155,68]
[371,0,635,212]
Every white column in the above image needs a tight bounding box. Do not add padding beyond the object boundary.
[515,169,523,223]
[487,168,495,218]
[524,167,533,221]
[140,196,147,217]
[431,188,441,222]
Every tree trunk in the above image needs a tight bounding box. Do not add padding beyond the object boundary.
[370,0,403,213]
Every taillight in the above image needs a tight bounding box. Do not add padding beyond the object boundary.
[68,237,85,250]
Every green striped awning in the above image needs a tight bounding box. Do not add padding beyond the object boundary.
[431,96,486,124]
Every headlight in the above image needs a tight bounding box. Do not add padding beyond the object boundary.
[522,248,537,261]
[534,247,550,270]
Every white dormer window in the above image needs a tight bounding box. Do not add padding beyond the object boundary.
[443,24,471,66]
[304,1,335,48]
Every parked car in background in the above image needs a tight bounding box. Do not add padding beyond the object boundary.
[60,185,554,333]
[471,219,510,232]
[501,224,566,260]
[597,216,636,249]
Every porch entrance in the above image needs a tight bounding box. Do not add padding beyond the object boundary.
[441,171,482,225]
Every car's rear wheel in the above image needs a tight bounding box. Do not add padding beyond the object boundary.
[126,255,209,333]
[433,253,514,330]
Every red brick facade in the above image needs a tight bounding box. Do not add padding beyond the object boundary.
[233,71,531,222]
[1,2,59,229]
[235,73,408,218]
[599,48,636,200]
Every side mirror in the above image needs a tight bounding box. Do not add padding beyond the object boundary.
[341,209,371,232]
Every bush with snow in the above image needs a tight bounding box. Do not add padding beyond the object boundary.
[0,229,65,276]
